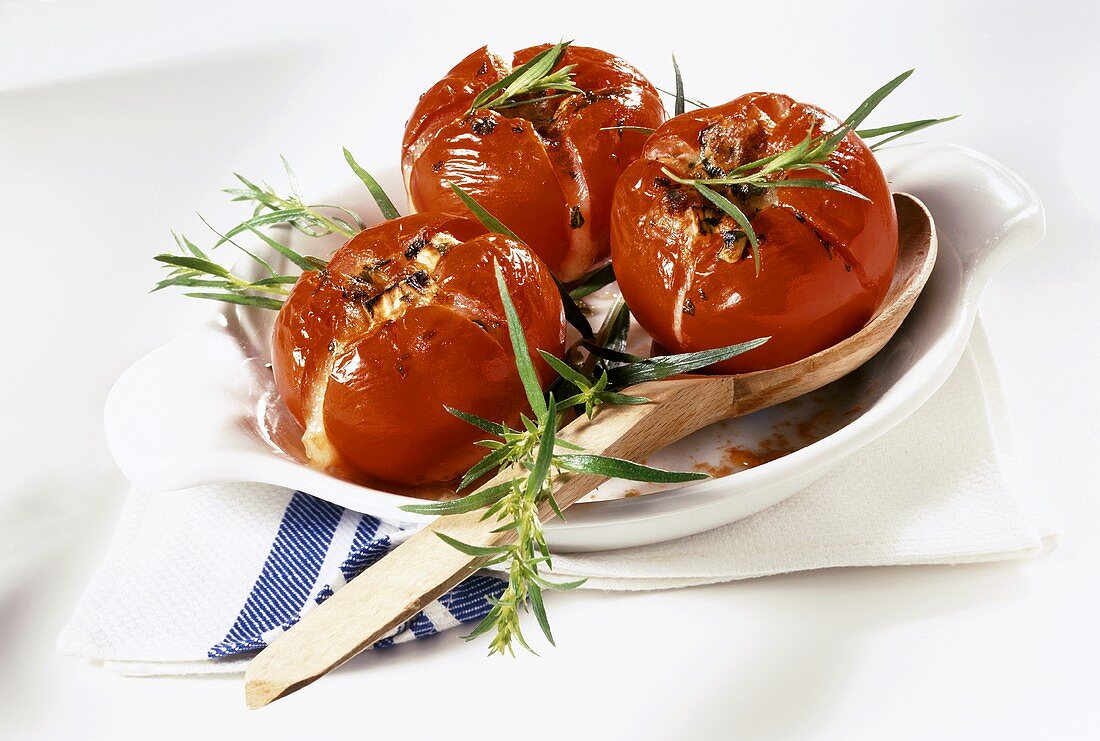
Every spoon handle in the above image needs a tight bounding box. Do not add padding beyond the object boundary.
[244,375,733,708]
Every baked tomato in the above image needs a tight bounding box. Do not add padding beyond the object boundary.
[402,43,665,282]
[272,213,566,487]
[611,92,898,373]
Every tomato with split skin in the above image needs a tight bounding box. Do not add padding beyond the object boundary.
[611,92,899,374]
[271,213,566,487]
[402,44,665,282]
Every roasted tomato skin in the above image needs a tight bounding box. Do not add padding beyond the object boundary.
[272,213,566,487]
[611,93,898,374]
[402,44,665,282]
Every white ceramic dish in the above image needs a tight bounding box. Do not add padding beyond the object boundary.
[105,143,1043,552]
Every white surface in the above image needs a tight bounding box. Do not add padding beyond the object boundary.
[100,146,1043,551]
[59,325,1051,677]
[0,1,1096,738]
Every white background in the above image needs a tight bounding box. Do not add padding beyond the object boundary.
[1,1,1098,738]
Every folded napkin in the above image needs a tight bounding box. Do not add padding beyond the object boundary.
[58,320,1055,675]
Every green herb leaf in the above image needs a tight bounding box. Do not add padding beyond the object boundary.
[151,277,232,292]
[535,575,587,591]
[251,275,301,286]
[494,262,547,418]
[551,272,595,339]
[567,262,616,299]
[597,125,657,135]
[246,228,320,272]
[527,582,554,646]
[598,391,650,405]
[654,86,708,109]
[154,254,233,278]
[493,91,574,110]
[748,178,872,202]
[174,232,209,260]
[213,208,314,246]
[691,181,761,275]
[446,182,520,240]
[433,531,512,557]
[462,605,504,641]
[595,295,631,356]
[445,406,507,435]
[607,337,770,388]
[672,53,685,116]
[181,292,285,310]
[468,41,581,114]
[526,394,556,499]
[858,114,960,149]
[811,69,915,158]
[399,480,515,515]
[343,147,401,220]
[555,454,709,483]
[459,445,515,491]
[581,341,647,365]
[538,350,591,389]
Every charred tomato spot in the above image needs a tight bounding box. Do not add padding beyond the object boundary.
[569,206,585,229]
[470,116,496,135]
[700,158,725,178]
[404,235,428,260]
[406,270,431,291]
[662,184,689,210]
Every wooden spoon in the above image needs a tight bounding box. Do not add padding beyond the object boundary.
[244,192,936,708]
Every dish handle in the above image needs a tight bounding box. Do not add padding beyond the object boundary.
[879,142,1046,292]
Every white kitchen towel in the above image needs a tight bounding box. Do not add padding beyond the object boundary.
[58,320,1055,675]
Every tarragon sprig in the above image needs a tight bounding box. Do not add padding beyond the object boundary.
[402,261,768,654]
[539,350,649,419]
[152,230,320,310]
[664,69,957,275]
[467,40,582,115]
[153,149,399,310]
[221,157,359,243]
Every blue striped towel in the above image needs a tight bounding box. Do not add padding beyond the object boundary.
[207,491,506,659]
